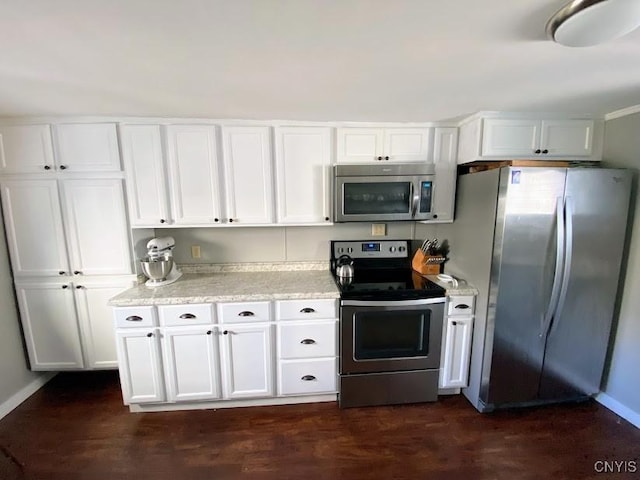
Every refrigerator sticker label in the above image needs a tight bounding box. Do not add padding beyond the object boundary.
[511,170,521,184]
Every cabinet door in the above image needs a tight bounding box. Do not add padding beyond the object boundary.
[61,179,132,275]
[221,126,274,224]
[15,280,84,370]
[163,326,222,402]
[0,180,70,277]
[75,277,134,369]
[440,316,473,388]
[274,126,332,224]
[54,124,121,172]
[0,125,55,174]
[383,128,432,162]
[220,324,274,399]
[431,127,458,223]
[120,125,171,226]
[539,120,593,157]
[116,329,166,404]
[481,119,539,157]
[166,125,222,225]
[336,128,384,163]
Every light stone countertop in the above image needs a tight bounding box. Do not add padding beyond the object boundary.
[425,274,478,297]
[109,269,340,306]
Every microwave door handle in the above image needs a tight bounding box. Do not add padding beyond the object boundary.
[410,183,419,218]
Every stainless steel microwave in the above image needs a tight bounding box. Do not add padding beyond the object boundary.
[334,163,436,222]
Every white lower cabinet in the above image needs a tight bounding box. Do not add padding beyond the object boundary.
[116,328,166,404]
[439,294,475,389]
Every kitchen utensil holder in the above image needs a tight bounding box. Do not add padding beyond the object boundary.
[412,249,445,275]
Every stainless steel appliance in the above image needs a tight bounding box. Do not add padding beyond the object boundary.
[140,236,183,287]
[333,164,436,222]
[331,240,446,408]
[445,167,632,412]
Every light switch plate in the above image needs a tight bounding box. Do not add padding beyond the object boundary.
[371,223,386,236]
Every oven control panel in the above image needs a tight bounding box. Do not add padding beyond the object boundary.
[333,240,409,259]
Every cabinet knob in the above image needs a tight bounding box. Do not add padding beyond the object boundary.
[44,165,51,170]
[73,271,82,275]
[238,311,254,317]
[75,285,84,289]
[160,219,166,224]
[377,156,383,161]
[214,218,219,223]
[433,214,438,219]
[179,313,196,319]
[325,217,330,221]
[61,284,69,289]
[59,165,67,170]
[384,156,390,161]
[223,330,229,335]
[542,149,549,154]
[300,307,316,313]
[126,315,143,322]
[452,321,458,326]
[534,149,541,154]
[206,330,212,335]
[229,218,235,223]
[301,375,316,381]
[146,332,153,338]
[300,338,316,345]
[58,271,66,275]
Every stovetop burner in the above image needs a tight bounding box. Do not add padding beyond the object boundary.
[330,240,446,301]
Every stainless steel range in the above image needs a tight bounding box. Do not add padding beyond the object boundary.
[331,240,446,408]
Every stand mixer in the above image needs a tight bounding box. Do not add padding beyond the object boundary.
[140,236,183,287]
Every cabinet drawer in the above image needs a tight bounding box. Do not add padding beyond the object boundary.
[218,302,271,324]
[278,358,337,396]
[278,320,337,359]
[448,296,475,316]
[158,304,214,326]
[276,299,337,320]
[114,306,157,329]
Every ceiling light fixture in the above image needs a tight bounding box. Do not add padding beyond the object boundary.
[546,0,640,47]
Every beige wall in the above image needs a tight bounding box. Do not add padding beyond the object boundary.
[0,211,43,407]
[601,112,640,418]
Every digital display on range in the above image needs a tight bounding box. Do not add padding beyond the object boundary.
[362,242,380,252]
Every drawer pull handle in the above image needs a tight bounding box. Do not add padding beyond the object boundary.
[126,315,143,322]
[179,313,196,319]
[300,307,316,313]
[454,304,470,310]
[301,375,317,381]
[300,338,316,345]
[238,311,255,317]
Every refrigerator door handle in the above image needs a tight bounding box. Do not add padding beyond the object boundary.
[540,196,565,338]
[550,196,574,336]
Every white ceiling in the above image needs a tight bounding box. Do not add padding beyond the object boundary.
[2,0,640,122]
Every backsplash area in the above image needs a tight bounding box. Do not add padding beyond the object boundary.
[137,223,450,265]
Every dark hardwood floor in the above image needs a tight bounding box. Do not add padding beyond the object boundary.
[0,371,638,480]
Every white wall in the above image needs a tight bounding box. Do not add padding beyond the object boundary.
[600,112,640,425]
[0,211,46,413]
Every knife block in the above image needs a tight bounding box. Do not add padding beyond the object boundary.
[412,249,445,275]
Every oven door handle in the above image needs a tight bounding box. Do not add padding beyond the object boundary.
[341,298,446,307]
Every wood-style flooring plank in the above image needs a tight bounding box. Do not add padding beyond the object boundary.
[0,371,638,480]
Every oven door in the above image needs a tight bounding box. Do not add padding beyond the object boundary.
[340,299,444,374]
[335,175,434,222]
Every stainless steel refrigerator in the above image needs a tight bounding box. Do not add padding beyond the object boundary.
[446,166,632,412]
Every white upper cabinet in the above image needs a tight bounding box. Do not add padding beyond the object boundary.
[221,126,274,225]
[0,125,55,174]
[61,179,132,275]
[54,123,121,172]
[0,179,70,276]
[120,125,171,226]
[431,127,458,223]
[337,127,431,163]
[274,126,332,224]
[166,125,223,225]
[458,114,600,163]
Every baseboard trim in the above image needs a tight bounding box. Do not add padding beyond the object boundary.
[596,392,640,429]
[0,372,56,421]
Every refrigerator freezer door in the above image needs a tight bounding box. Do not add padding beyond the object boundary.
[539,169,632,400]
[482,167,567,406]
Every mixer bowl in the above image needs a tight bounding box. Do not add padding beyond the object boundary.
[140,256,174,283]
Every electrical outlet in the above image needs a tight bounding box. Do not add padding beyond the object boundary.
[371,223,386,236]
[191,245,201,259]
